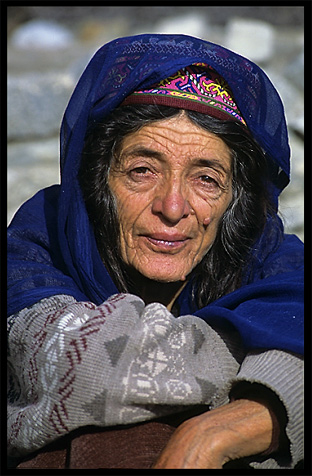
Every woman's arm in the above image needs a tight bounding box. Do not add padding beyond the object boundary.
[153,349,304,469]
[153,397,274,469]
[8,294,303,469]
[7,294,242,458]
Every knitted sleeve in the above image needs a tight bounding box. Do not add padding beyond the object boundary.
[228,349,304,469]
[7,293,243,458]
[8,294,303,469]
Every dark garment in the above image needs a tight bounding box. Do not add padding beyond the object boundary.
[15,422,176,469]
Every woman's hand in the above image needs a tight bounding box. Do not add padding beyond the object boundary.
[152,398,274,469]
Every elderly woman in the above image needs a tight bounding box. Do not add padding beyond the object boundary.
[7,34,303,469]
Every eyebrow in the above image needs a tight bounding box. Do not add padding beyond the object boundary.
[121,146,231,176]
[193,158,231,176]
[121,146,163,161]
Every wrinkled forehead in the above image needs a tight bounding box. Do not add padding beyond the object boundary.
[114,113,233,175]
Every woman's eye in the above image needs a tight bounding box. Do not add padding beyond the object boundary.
[129,166,155,181]
[199,175,219,187]
[131,167,150,175]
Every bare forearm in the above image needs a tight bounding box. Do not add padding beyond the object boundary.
[153,398,274,469]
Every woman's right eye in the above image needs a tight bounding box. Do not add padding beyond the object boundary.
[131,166,150,175]
[128,166,156,182]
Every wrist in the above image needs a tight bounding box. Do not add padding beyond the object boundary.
[194,399,274,464]
[230,382,288,456]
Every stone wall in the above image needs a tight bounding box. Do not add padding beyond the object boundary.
[7,6,304,241]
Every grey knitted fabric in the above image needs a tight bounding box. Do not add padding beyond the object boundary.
[232,349,304,469]
[7,293,303,468]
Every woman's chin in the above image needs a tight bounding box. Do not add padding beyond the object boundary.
[127,263,187,284]
[137,267,188,284]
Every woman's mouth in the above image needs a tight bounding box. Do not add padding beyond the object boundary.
[144,233,190,251]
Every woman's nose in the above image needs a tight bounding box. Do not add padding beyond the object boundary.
[151,181,192,224]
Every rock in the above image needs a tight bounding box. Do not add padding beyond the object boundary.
[284,50,304,92]
[225,18,275,63]
[279,131,304,240]
[7,138,60,224]
[8,71,75,140]
[279,194,304,241]
[264,68,304,136]
[10,19,75,50]
[282,132,304,202]
[152,13,210,39]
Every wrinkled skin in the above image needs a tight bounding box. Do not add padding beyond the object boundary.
[152,398,274,469]
[109,112,232,305]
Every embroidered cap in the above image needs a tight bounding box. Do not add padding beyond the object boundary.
[122,63,246,126]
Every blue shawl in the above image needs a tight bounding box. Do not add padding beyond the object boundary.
[7,34,303,354]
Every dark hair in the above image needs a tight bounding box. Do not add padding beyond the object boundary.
[79,104,280,308]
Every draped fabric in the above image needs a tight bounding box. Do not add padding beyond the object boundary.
[7,34,303,354]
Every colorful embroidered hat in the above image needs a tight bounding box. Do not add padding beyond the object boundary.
[122,63,246,125]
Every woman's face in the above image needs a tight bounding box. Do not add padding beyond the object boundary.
[108,113,233,284]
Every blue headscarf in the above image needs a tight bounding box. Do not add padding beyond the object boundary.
[7,34,303,354]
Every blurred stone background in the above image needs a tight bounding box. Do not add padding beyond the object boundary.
[7,5,304,241]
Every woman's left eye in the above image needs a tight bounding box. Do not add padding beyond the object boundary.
[198,175,219,187]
